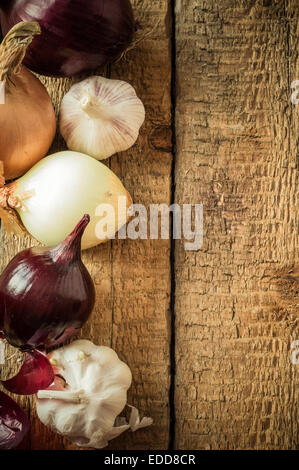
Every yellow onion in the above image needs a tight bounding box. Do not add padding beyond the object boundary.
[0,22,56,179]
[0,151,132,250]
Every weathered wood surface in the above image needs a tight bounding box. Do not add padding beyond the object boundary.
[175,0,299,450]
[0,0,299,450]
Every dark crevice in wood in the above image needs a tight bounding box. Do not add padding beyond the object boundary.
[169,0,177,451]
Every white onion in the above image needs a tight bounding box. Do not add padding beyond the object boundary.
[1,151,132,250]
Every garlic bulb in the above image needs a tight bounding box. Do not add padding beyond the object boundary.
[59,76,145,160]
[36,340,153,449]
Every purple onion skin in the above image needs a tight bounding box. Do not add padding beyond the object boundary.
[0,391,30,450]
[0,214,95,350]
[0,0,135,77]
[1,350,54,395]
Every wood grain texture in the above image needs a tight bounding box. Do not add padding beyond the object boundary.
[1,0,299,451]
[0,0,173,450]
[174,0,299,449]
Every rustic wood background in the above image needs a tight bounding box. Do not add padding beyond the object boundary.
[1,0,299,450]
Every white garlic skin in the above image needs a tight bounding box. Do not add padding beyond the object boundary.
[36,340,133,449]
[60,76,145,160]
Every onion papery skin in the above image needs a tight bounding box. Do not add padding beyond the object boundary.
[0,214,95,349]
[0,0,136,77]
[0,151,132,250]
[0,391,30,449]
[0,65,56,179]
[0,21,56,179]
[1,350,54,395]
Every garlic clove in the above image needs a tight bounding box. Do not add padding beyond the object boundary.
[59,76,145,160]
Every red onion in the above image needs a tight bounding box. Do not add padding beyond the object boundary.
[0,214,95,350]
[1,350,54,395]
[0,0,136,77]
[0,391,29,449]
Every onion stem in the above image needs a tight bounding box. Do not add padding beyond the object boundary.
[0,21,41,84]
[0,183,29,237]
[0,187,11,209]
[51,214,91,263]
[0,183,18,209]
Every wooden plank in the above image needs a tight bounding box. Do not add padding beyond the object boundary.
[108,0,173,451]
[0,0,173,450]
[174,0,299,449]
